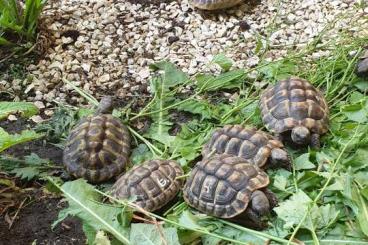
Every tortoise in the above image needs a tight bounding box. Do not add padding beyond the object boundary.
[111,159,184,212]
[260,77,329,148]
[189,0,242,10]
[356,49,368,78]
[183,154,277,229]
[202,125,291,170]
[63,96,131,183]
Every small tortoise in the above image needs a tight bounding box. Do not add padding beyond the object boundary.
[356,49,368,78]
[183,155,277,229]
[260,77,329,148]
[63,97,131,183]
[189,0,242,10]
[112,159,184,212]
[202,125,291,170]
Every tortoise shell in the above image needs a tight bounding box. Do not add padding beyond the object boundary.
[63,114,130,183]
[111,159,183,212]
[183,155,269,218]
[202,125,286,168]
[260,77,329,135]
[189,0,242,10]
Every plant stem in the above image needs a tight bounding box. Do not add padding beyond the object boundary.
[287,126,360,244]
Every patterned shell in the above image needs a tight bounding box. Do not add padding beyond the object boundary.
[183,155,269,218]
[190,0,242,10]
[63,114,130,183]
[202,125,285,168]
[260,78,329,134]
[111,160,184,212]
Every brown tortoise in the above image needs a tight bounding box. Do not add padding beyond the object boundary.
[63,97,131,183]
[202,125,291,170]
[189,0,242,10]
[260,77,329,148]
[183,155,277,229]
[112,159,183,212]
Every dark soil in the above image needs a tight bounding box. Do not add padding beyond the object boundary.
[0,196,85,245]
[0,119,85,245]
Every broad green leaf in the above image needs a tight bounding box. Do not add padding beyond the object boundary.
[259,60,297,80]
[149,61,189,90]
[130,224,180,245]
[0,101,39,120]
[274,190,314,230]
[0,127,43,152]
[52,179,130,244]
[294,153,316,170]
[196,69,246,92]
[211,53,233,71]
[341,99,368,123]
[176,99,217,120]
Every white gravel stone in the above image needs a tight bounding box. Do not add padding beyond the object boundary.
[2,0,365,107]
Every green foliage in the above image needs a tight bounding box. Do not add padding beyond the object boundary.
[0,127,43,152]
[52,35,368,244]
[0,153,60,180]
[52,179,130,245]
[0,0,46,47]
[0,101,38,120]
[211,53,233,71]
[130,224,180,245]
[35,106,92,143]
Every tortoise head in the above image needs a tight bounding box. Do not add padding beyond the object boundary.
[95,96,114,114]
[250,190,270,216]
[291,126,310,145]
[270,148,291,171]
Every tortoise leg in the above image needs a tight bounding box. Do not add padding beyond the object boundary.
[310,133,320,149]
[262,188,278,210]
[242,208,267,230]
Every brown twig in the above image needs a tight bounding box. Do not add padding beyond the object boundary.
[8,197,27,229]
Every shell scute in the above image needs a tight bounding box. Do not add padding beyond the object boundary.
[112,160,183,212]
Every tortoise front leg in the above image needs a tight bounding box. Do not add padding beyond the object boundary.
[310,133,320,149]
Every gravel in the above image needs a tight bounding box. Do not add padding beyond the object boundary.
[1,0,367,110]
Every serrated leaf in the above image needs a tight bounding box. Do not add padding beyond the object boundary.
[52,179,130,244]
[10,166,40,180]
[0,101,39,120]
[0,127,43,152]
[294,153,315,170]
[129,223,180,245]
[211,53,233,71]
[259,60,297,80]
[196,69,246,92]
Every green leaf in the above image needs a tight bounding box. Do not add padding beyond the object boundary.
[294,153,316,170]
[149,61,189,89]
[130,144,153,165]
[196,69,246,92]
[0,127,43,152]
[0,101,39,120]
[52,179,130,244]
[341,99,368,123]
[10,166,40,180]
[129,223,180,245]
[274,190,313,230]
[176,99,217,120]
[259,60,297,80]
[94,230,111,245]
[211,53,233,71]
